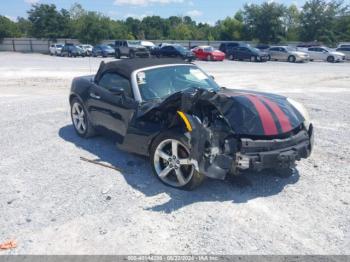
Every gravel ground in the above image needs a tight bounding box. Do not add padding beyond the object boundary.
[0,52,349,255]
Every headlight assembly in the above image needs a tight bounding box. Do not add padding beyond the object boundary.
[287,98,311,130]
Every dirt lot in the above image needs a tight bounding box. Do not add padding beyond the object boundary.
[0,52,349,255]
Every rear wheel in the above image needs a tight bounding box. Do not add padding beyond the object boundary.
[70,98,96,138]
[327,56,335,63]
[207,55,212,61]
[228,54,234,60]
[150,131,205,190]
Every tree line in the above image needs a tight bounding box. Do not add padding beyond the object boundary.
[1,0,349,46]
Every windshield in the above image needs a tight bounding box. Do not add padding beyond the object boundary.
[128,40,141,46]
[101,45,114,50]
[56,44,63,48]
[136,65,220,101]
[286,46,296,51]
[204,47,215,52]
[174,45,188,53]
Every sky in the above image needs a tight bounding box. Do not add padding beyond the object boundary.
[1,0,306,24]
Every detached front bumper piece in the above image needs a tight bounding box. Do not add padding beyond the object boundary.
[237,128,313,171]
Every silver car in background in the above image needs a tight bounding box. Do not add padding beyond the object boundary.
[300,46,346,63]
[336,47,350,60]
[268,46,309,63]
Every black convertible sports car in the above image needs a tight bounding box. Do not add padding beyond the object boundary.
[69,58,314,190]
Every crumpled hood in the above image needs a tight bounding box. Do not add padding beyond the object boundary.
[215,89,305,136]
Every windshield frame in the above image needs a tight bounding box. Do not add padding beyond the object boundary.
[131,64,220,102]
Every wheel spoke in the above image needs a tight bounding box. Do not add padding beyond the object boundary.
[175,169,186,186]
[159,166,172,178]
[178,158,191,165]
[171,140,178,158]
[79,109,84,117]
[157,150,171,161]
[77,120,82,130]
[81,120,86,130]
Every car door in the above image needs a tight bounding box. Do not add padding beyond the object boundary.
[313,47,325,60]
[269,47,277,60]
[120,41,128,55]
[239,47,250,60]
[279,47,288,61]
[308,47,317,60]
[87,72,138,138]
[196,48,205,59]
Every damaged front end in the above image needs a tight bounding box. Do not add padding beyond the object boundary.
[141,88,314,180]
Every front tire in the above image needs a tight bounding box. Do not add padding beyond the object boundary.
[70,98,96,138]
[150,131,205,190]
[288,55,296,63]
[327,56,335,63]
[250,56,256,62]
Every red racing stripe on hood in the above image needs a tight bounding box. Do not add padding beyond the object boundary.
[245,95,278,135]
[259,96,293,133]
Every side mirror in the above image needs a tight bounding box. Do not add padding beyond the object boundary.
[109,87,124,95]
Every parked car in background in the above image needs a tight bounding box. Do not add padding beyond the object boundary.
[219,42,246,54]
[192,46,225,61]
[268,46,309,63]
[336,47,350,60]
[61,45,85,57]
[92,45,115,57]
[78,44,93,56]
[297,42,322,48]
[140,41,155,51]
[338,44,350,48]
[114,40,150,58]
[227,46,268,62]
[49,43,64,56]
[255,44,270,51]
[301,46,346,62]
[152,44,195,61]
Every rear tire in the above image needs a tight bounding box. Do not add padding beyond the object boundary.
[150,131,205,190]
[228,54,234,60]
[70,98,96,138]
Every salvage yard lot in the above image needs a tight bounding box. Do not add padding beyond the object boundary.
[0,52,349,254]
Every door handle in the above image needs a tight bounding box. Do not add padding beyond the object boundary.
[90,92,101,99]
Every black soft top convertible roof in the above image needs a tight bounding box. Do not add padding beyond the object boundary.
[94,58,190,82]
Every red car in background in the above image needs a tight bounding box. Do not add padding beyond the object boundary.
[192,46,225,61]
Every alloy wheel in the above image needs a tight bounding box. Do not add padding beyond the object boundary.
[71,102,86,134]
[153,139,194,187]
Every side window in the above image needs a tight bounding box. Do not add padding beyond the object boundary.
[98,73,133,98]
[123,41,127,47]
[308,47,315,51]
[270,47,278,51]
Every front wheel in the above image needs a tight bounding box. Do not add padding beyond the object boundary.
[288,55,296,63]
[228,54,234,60]
[250,56,256,62]
[327,56,335,63]
[71,98,96,138]
[150,131,205,190]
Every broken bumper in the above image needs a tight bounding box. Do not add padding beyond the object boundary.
[237,126,313,171]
